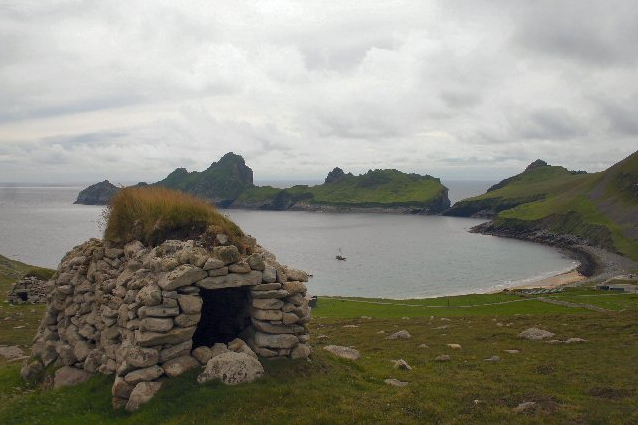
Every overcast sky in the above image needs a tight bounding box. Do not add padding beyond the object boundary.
[1,0,637,183]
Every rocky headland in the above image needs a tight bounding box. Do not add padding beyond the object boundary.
[74,180,119,205]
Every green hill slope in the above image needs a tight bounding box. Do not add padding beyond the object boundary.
[233,167,450,213]
[449,151,638,260]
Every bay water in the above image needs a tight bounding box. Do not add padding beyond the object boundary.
[0,184,577,298]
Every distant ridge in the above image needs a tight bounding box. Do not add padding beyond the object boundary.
[74,153,450,214]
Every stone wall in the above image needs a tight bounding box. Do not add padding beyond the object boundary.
[8,276,51,304]
[27,233,311,410]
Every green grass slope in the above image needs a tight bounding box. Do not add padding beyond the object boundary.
[449,151,638,260]
[235,168,450,213]
[1,288,637,424]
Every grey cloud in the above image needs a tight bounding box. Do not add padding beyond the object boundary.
[439,91,482,109]
[0,1,637,183]
[516,108,588,140]
[510,1,638,67]
[597,96,638,136]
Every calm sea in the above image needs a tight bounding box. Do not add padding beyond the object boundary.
[0,183,577,298]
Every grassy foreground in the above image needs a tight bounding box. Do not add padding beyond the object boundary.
[1,278,637,424]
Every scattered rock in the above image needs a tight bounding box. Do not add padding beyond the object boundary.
[435,354,451,362]
[197,352,264,385]
[518,328,555,340]
[384,378,408,387]
[484,355,500,362]
[447,344,462,350]
[565,337,587,343]
[0,345,24,360]
[504,349,520,354]
[323,345,361,360]
[418,344,429,348]
[386,330,411,340]
[514,401,537,413]
[392,359,412,370]
[343,325,358,328]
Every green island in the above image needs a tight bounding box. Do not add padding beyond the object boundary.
[447,150,638,261]
[1,252,637,423]
[75,152,451,214]
[234,167,450,213]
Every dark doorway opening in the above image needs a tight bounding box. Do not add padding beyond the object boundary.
[192,287,252,347]
[17,291,28,302]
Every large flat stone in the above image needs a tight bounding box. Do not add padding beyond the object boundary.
[138,305,179,318]
[254,332,298,349]
[250,289,288,299]
[252,318,305,335]
[158,340,193,363]
[252,298,284,310]
[251,308,282,321]
[135,326,196,347]
[197,271,262,290]
[158,265,207,291]
[124,365,164,385]
[125,346,159,368]
[140,317,174,332]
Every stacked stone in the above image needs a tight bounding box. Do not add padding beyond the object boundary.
[247,262,312,360]
[26,233,311,411]
[7,275,51,304]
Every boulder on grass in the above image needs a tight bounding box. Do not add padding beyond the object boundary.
[54,366,91,389]
[197,352,264,385]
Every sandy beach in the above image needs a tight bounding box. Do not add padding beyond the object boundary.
[507,269,586,291]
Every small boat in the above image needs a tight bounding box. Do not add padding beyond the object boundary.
[336,247,347,261]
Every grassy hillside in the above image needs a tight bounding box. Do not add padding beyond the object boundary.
[235,168,450,212]
[448,152,638,260]
[1,285,637,424]
[446,160,591,217]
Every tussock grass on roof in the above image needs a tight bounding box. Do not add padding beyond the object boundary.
[104,187,243,246]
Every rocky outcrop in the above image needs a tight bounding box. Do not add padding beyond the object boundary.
[25,231,311,410]
[74,180,119,205]
[7,275,51,304]
[324,167,353,184]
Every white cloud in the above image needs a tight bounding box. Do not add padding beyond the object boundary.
[0,0,636,183]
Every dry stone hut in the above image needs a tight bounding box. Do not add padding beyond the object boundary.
[25,231,311,411]
[8,275,51,304]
